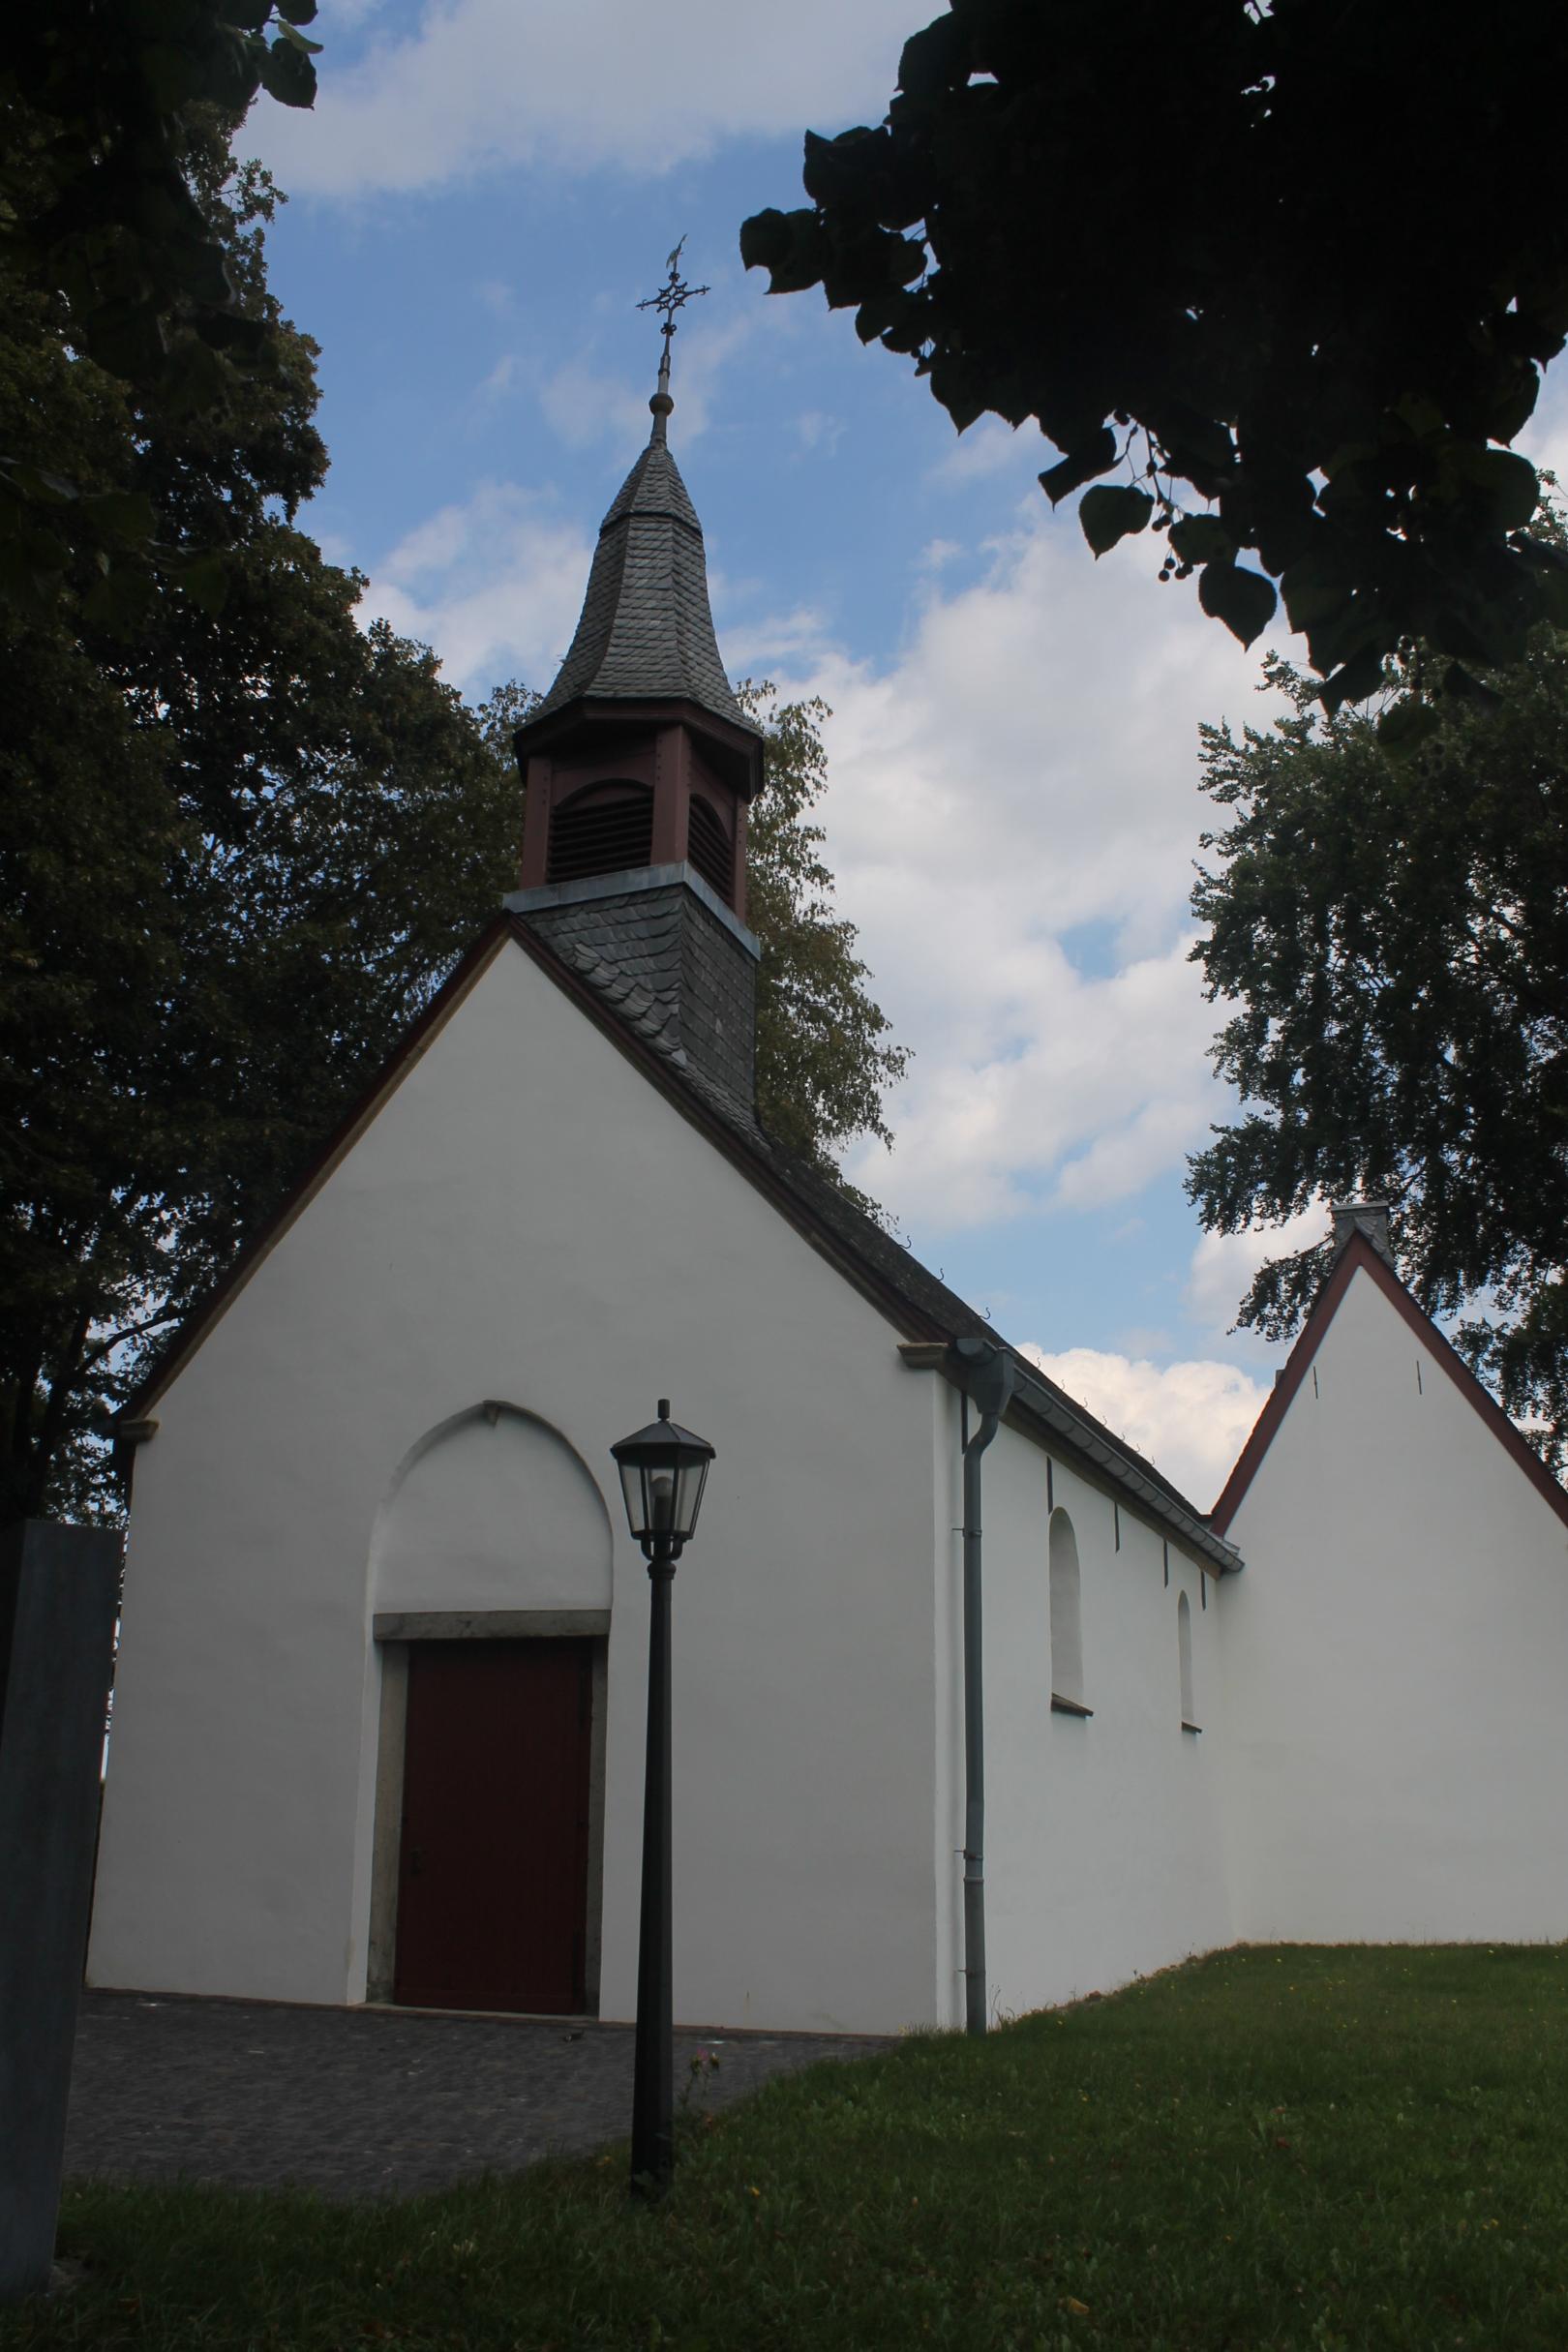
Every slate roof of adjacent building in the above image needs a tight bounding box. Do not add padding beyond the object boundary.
[533,415,753,736]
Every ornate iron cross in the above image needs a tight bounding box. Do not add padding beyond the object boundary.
[637,238,709,373]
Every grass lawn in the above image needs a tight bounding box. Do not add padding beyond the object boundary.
[6,1944,1568,2351]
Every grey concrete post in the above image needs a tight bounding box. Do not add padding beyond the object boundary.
[0,1519,120,2303]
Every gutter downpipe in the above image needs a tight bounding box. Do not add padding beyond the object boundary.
[954,1334,1016,2038]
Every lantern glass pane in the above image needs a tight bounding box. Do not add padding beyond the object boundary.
[673,1456,709,1538]
[618,1460,648,1537]
[648,1469,677,1535]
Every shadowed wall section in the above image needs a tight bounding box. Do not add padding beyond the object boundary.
[370,1403,613,1616]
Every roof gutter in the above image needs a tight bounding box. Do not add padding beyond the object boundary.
[1006,1356,1242,1576]
[903,1342,1243,1580]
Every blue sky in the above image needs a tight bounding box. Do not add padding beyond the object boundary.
[243,0,1568,1504]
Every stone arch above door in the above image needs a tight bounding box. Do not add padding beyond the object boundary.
[370,1402,614,1614]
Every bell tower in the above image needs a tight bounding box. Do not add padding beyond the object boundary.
[506,254,765,1113]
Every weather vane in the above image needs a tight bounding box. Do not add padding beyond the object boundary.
[638,238,709,407]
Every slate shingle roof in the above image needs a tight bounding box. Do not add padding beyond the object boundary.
[507,914,1243,1576]
[534,423,751,734]
[121,908,1242,1577]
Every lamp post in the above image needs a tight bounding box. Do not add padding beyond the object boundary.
[611,1399,714,2199]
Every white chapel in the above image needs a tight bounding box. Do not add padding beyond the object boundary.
[88,369,1568,2035]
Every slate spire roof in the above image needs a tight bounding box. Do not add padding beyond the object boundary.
[533,384,751,734]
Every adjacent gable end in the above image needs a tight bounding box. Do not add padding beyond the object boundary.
[1208,1230,1568,1538]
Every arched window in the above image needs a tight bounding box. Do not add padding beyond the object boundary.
[685,792,734,904]
[1048,1508,1086,1713]
[547,780,653,886]
[1177,1589,1196,1729]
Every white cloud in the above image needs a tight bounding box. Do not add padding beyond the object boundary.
[252,0,918,196]
[746,503,1284,1229]
[797,411,846,457]
[538,360,652,455]
[1185,1205,1329,1342]
[1018,1344,1270,1511]
[537,307,768,455]
[839,934,1221,1227]
[931,414,1043,487]
[476,353,520,403]
[1518,367,1568,490]
[355,455,1286,1237]
[365,482,593,693]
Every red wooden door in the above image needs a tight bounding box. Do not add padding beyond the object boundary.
[393,1640,593,2014]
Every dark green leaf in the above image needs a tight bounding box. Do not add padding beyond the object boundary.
[1375,695,1442,759]
[0,537,55,615]
[1281,553,1349,636]
[160,337,233,421]
[801,125,888,211]
[1440,661,1506,709]
[1079,485,1154,557]
[1476,449,1541,533]
[82,490,158,543]
[739,208,825,296]
[854,289,915,347]
[140,42,206,111]
[277,0,319,20]
[258,35,316,105]
[928,351,988,436]
[81,565,155,637]
[1515,538,1568,629]
[20,525,70,573]
[181,552,230,616]
[899,14,968,98]
[1169,514,1235,567]
[1319,647,1388,712]
[9,466,79,506]
[1039,428,1118,506]
[1197,561,1277,646]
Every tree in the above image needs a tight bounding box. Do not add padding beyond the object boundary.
[473,678,909,1197]
[1187,632,1568,1469]
[740,0,1568,731]
[2,2,323,616]
[1,119,513,1525]
[738,681,909,1184]
[6,588,904,1519]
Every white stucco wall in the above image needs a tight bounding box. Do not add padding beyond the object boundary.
[89,937,943,2033]
[1218,1261,1568,1943]
[936,1400,1231,2026]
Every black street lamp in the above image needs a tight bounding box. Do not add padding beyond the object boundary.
[611,1399,714,2199]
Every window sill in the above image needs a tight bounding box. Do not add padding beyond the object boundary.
[1050,1693,1093,1718]
[1181,1720,1202,1734]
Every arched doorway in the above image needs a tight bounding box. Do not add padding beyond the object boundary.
[367,1404,613,2014]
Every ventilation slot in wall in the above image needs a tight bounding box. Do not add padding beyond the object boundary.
[547,785,653,886]
[685,794,733,904]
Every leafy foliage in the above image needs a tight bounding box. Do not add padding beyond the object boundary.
[0,132,512,1525]
[1,0,322,615]
[741,0,1568,719]
[738,681,909,1193]
[1188,636,1568,1468]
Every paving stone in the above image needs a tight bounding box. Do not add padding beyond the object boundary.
[64,1992,895,2203]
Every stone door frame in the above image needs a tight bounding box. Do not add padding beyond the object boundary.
[367,1610,610,2013]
